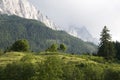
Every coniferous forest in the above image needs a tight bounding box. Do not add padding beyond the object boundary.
[0,14,97,54]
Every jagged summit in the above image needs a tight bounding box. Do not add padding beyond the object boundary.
[67,25,98,44]
[0,0,58,30]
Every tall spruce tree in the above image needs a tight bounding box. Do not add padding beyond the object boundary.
[98,26,116,60]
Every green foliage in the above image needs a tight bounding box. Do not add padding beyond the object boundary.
[114,41,120,60]
[80,64,104,80]
[59,44,67,52]
[63,64,84,80]
[0,66,4,80]
[0,52,120,80]
[46,43,67,52]
[3,62,36,80]
[10,39,30,52]
[20,54,34,62]
[0,14,97,54]
[0,49,4,56]
[38,56,63,80]
[45,43,58,52]
[104,68,120,80]
[98,26,116,60]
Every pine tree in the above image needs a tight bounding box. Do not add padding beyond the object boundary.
[98,26,116,60]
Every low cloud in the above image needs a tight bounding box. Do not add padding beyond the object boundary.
[29,0,120,41]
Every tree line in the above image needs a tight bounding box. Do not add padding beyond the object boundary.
[1,26,120,60]
[3,39,67,53]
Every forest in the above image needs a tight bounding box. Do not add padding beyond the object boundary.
[0,14,97,54]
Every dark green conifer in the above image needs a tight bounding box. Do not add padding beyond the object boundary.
[98,26,116,60]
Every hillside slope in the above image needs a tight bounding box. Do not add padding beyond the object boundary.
[0,52,120,68]
[0,52,120,80]
[0,14,97,53]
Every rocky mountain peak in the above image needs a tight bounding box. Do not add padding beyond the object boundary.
[67,25,98,44]
[0,0,58,30]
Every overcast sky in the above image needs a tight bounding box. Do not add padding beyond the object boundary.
[29,0,120,41]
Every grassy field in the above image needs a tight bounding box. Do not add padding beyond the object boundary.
[1,52,120,80]
[0,52,120,69]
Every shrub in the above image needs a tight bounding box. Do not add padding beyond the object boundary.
[38,56,63,80]
[10,39,30,52]
[46,44,58,52]
[3,62,36,80]
[104,68,120,80]
[63,64,84,80]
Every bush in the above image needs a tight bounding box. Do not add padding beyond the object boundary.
[104,68,120,80]
[45,44,58,52]
[63,64,84,80]
[38,56,63,80]
[0,66,4,80]
[59,44,67,52]
[76,63,104,80]
[10,39,30,52]
[3,62,36,80]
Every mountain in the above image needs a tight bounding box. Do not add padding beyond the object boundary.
[0,14,97,53]
[0,0,97,53]
[67,26,98,44]
[0,0,98,45]
[0,0,58,30]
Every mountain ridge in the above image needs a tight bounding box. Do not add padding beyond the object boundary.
[0,0,58,30]
[0,0,97,53]
[0,0,98,44]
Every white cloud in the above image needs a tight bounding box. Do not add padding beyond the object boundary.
[29,0,120,41]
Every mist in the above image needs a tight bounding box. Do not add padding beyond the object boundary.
[29,0,120,41]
